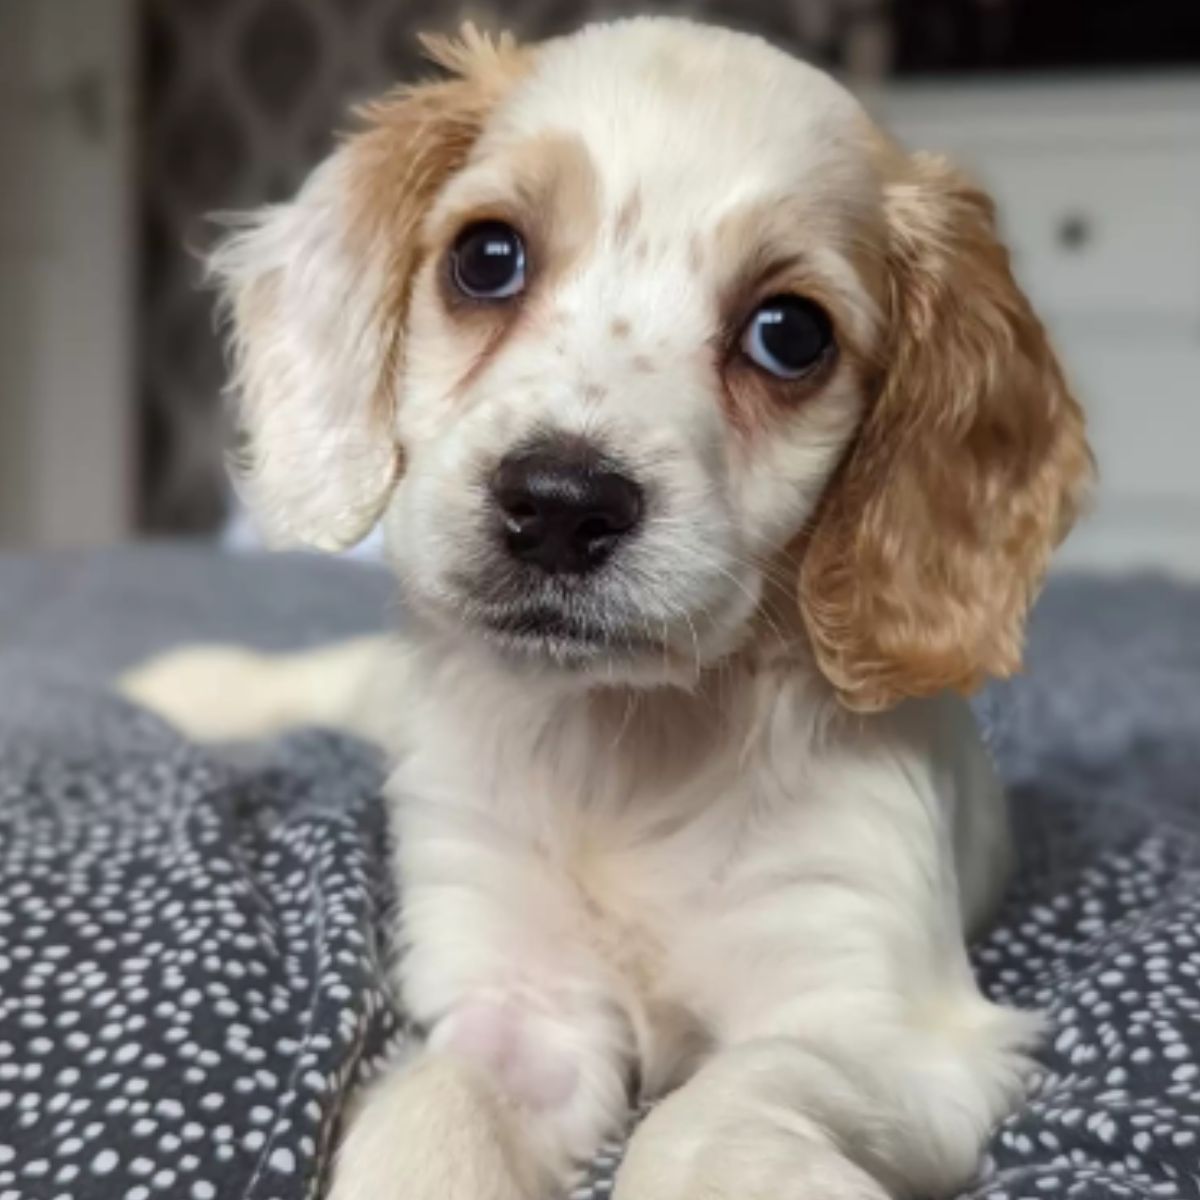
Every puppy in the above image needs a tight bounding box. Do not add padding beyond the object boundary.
[125,18,1092,1200]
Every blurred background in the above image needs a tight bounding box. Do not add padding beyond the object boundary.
[1,0,1198,574]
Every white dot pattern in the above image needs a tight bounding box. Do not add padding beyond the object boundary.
[0,677,402,1199]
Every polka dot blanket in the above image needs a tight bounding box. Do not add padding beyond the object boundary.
[1,549,1198,1200]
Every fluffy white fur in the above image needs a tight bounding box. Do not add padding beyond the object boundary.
[122,18,1084,1200]
[125,634,1033,1199]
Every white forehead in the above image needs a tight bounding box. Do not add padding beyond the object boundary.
[480,18,876,224]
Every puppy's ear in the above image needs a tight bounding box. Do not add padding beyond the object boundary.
[210,27,526,549]
[799,153,1092,712]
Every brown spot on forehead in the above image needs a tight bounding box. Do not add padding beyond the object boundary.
[428,130,602,285]
[610,316,631,339]
[632,353,654,374]
[508,130,602,273]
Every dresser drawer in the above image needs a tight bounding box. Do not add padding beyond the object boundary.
[943,143,1200,321]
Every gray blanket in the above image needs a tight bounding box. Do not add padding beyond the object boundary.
[1,546,1199,1200]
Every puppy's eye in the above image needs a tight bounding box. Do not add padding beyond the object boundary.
[741,296,834,379]
[450,221,526,300]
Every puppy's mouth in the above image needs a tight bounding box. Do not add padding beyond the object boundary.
[477,604,660,664]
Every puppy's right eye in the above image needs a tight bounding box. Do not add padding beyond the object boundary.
[450,221,527,300]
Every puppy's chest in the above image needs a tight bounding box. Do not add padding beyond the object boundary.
[407,736,755,973]
[563,830,685,986]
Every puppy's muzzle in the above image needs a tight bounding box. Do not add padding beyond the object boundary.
[490,437,644,576]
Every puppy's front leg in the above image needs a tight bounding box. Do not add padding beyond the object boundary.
[329,987,632,1200]
[614,992,1036,1200]
[328,1050,541,1200]
[615,1042,887,1200]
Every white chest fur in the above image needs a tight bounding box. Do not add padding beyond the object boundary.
[385,639,1010,1098]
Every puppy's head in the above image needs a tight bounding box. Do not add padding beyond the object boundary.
[214,19,1091,709]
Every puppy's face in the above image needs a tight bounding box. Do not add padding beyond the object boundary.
[216,20,1091,708]
[392,24,879,682]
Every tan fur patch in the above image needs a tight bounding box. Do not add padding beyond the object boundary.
[429,130,603,396]
[340,26,531,426]
[519,132,603,284]
[610,317,631,339]
[798,150,1093,711]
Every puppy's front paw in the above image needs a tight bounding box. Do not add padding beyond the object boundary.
[613,1092,889,1200]
[329,1055,542,1200]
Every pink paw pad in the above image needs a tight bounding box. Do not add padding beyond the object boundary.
[435,1000,579,1111]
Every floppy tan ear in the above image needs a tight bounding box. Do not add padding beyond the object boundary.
[799,152,1093,712]
[210,26,527,549]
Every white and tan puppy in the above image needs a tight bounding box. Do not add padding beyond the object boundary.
[124,18,1092,1200]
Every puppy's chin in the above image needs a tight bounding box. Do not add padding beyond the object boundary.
[405,584,759,690]
[487,626,673,681]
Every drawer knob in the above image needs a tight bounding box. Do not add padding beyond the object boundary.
[1057,212,1093,252]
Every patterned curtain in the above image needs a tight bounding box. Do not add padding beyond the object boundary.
[138,0,886,534]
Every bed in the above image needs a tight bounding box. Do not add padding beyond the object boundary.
[1,546,1198,1199]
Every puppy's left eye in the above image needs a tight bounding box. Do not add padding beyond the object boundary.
[451,221,526,300]
[741,296,834,379]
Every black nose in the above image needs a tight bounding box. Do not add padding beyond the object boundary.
[491,441,644,575]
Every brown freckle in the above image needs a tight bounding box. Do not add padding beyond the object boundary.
[632,354,654,374]
[610,317,631,339]
[613,190,642,246]
[634,236,650,262]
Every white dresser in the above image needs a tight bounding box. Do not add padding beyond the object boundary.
[872,77,1200,578]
